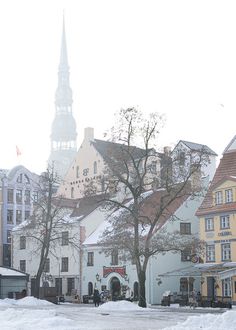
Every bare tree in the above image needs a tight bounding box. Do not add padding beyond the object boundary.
[13,167,80,298]
[86,108,208,307]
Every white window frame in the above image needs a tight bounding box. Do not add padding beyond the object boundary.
[220,215,230,229]
[221,243,231,261]
[222,278,232,297]
[225,189,233,203]
[205,218,214,231]
[215,191,223,205]
[206,244,215,262]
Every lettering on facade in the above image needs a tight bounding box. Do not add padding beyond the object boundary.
[103,266,126,278]
[218,231,232,237]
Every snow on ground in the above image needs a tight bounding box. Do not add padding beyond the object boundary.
[165,310,236,330]
[98,300,143,311]
[0,297,234,330]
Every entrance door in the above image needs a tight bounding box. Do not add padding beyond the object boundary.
[207,277,215,299]
[110,277,121,300]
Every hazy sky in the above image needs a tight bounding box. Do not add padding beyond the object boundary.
[0,0,236,174]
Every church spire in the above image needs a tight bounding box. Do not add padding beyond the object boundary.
[55,14,73,111]
[49,15,77,179]
[59,14,69,70]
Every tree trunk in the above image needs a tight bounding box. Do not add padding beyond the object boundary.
[138,270,146,308]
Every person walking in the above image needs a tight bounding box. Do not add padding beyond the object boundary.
[93,289,100,307]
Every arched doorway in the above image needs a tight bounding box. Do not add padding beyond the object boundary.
[110,277,121,300]
[88,282,93,296]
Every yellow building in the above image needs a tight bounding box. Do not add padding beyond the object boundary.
[196,136,236,305]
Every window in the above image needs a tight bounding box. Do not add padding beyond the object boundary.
[76,166,79,178]
[205,218,214,231]
[25,210,30,220]
[180,223,191,235]
[17,174,22,183]
[20,260,26,272]
[94,161,97,174]
[61,231,69,246]
[206,244,215,262]
[221,243,231,261]
[24,190,30,204]
[181,248,192,261]
[16,210,22,224]
[71,187,74,198]
[7,189,14,203]
[16,189,22,203]
[67,278,75,295]
[222,278,232,297]
[225,189,233,203]
[33,191,38,203]
[220,215,230,229]
[178,151,185,166]
[20,236,26,250]
[44,258,50,273]
[215,191,223,205]
[111,250,118,265]
[7,210,13,224]
[61,257,68,272]
[24,174,30,184]
[150,161,157,174]
[7,230,11,244]
[87,252,94,266]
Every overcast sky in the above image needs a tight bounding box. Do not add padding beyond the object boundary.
[0,0,236,174]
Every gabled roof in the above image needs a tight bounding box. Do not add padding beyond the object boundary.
[176,140,217,156]
[83,189,190,246]
[196,147,236,215]
[0,266,27,277]
[92,139,154,162]
[223,135,236,154]
[70,194,107,220]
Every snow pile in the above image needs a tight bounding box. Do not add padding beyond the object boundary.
[0,309,77,330]
[0,297,53,307]
[98,300,143,311]
[165,310,236,330]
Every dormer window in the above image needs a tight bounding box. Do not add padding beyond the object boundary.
[225,189,233,203]
[215,191,223,205]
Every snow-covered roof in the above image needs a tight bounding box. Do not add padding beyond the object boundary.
[0,267,27,277]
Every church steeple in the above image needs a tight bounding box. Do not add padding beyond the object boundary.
[48,16,77,179]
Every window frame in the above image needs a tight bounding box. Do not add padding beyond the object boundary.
[20,260,26,272]
[87,252,94,266]
[111,250,118,266]
[206,244,215,262]
[222,278,232,297]
[61,231,69,246]
[20,236,26,250]
[215,191,223,205]
[220,215,230,229]
[7,209,13,224]
[180,223,191,235]
[225,189,233,203]
[221,243,231,261]
[61,257,69,272]
[205,217,214,231]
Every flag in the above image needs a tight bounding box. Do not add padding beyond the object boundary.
[16,145,22,157]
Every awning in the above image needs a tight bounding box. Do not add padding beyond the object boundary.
[158,266,202,278]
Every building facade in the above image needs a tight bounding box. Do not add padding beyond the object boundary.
[196,135,236,305]
[0,165,39,267]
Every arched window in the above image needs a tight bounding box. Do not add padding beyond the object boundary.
[93,161,97,174]
[88,282,93,296]
[133,281,139,301]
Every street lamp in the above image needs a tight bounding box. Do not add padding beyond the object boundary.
[96,273,101,282]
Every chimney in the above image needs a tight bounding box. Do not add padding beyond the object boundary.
[84,127,94,142]
[164,146,171,155]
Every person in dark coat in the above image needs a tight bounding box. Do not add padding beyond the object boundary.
[93,289,100,307]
